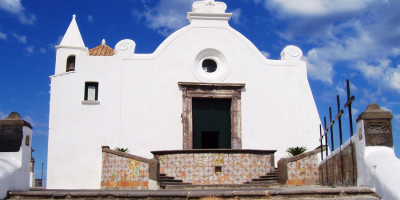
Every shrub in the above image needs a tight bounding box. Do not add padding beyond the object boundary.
[115,147,129,153]
[286,146,307,156]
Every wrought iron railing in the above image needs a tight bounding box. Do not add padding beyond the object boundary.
[319,79,356,185]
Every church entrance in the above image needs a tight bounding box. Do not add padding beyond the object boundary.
[192,98,231,149]
[179,82,245,150]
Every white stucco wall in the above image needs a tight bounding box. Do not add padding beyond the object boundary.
[47,1,321,189]
[30,172,35,187]
[0,126,32,199]
[354,120,400,199]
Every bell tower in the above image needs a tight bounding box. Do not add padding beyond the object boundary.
[54,15,88,75]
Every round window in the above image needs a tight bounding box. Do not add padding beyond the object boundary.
[202,59,217,73]
[190,46,232,83]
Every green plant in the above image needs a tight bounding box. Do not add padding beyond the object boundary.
[286,146,307,156]
[115,147,129,153]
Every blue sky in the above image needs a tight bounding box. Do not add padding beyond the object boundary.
[1,0,400,185]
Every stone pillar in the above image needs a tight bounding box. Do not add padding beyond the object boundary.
[0,112,33,199]
[0,112,32,152]
[356,103,393,147]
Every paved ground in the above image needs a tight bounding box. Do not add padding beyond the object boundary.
[7,186,379,199]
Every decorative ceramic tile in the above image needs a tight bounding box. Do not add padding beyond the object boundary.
[101,152,149,190]
[287,153,319,186]
[159,152,272,185]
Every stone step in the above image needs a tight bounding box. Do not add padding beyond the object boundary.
[160,182,192,187]
[252,177,278,181]
[158,179,183,183]
[6,187,378,199]
[164,184,279,190]
[259,174,278,179]
[159,176,174,180]
[244,180,278,185]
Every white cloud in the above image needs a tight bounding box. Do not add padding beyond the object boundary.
[394,114,400,130]
[335,86,346,96]
[0,111,7,119]
[230,8,242,25]
[56,35,63,45]
[40,48,46,53]
[48,35,63,48]
[0,0,36,25]
[361,88,382,104]
[0,32,6,40]
[23,115,47,129]
[352,107,359,120]
[380,106,392,112]
[393,48,400,56]
[23,115,35,126]
[34,129,48,136]
[135,0,196,36]
[12,32,26,43]
[302,49,334,84]
[87,15,93,22]
[259,0,400,93]
[26,45,33,53]
[350,83,357,93]
[261,51,270,58]
[337,80,357,96]
[355,60,400,91]
[266,0,373,16]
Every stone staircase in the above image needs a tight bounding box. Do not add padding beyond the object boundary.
[244,167,279,186]
[158,173,192,189]
[6,168,380,199]
[160,168,279,190]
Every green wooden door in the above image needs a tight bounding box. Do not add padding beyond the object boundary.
[192,98,231,149]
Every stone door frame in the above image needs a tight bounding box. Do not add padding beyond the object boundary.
[178,82,245,150]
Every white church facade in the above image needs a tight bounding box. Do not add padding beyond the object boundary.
[47,0,321,189]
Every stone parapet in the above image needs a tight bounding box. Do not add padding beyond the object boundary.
[356,103,393,147]
[100,146,159,190]
[318,143,357,186]
[277,146,326,186]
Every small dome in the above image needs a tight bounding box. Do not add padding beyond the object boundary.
[89,39,115,56]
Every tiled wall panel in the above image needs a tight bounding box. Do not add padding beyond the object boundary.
[101,152,149,189]
[287,154,319,185]
[159,153,273,185]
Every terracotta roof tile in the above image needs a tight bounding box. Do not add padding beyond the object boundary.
[89,44,114,56]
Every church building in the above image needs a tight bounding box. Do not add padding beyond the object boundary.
[47,0,321,189]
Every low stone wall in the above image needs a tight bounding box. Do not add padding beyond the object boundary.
[152,149,275,185]
[318,142,357,186]
[277,146,326,186]
[100,146,158,190]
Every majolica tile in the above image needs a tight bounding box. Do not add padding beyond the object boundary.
[101,152,149,190]
[103,152,274,186]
